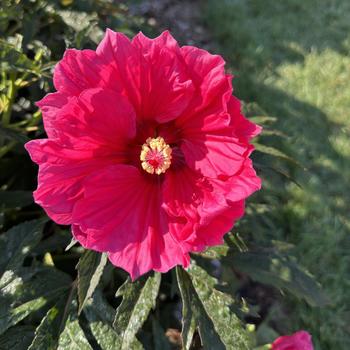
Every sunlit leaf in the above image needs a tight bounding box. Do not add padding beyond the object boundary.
[28,286,76,350]
[188,264,252,349]
[0,267,72,335]
[113,272,161,350]
[84,290,125,350]
[57,300,92,350]
[176,266,225,350]
[76,250,107,314]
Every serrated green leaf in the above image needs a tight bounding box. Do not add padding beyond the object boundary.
[230,251,330,307]
[0,325,35,350]
[176,266,225,350]
[113,273,161,350]
[84,290,127,350]
[58,300,92,350]
[28,284,76,350]
[0,267,72,335]
[180,264,252,350]
[0,219,47,274]
[76,250,107,314]
[187,264,252,349]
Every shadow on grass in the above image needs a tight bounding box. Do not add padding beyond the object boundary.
[204,0,350,348]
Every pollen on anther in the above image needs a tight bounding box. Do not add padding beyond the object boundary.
[140,137,172,175]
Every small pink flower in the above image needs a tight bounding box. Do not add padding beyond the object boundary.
[272,331,314,350]
[26,30,261,279]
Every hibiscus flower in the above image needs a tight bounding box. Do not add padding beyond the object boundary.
[272,331,314,350]
[26,30,261,279]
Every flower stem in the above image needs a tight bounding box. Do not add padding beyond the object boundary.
[2,73,17,126]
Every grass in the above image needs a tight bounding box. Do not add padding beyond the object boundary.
[204,0,350,348]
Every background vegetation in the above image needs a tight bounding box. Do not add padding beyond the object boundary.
[0,0,348,349]
[204,0,350,348]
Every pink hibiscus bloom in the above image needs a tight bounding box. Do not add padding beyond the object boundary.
[272,331,314,350]
[25,29,261,279]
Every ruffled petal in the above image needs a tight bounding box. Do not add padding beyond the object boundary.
[32,159,111,224]
[25,139,100,165]
[72,165,190,279]
[194,200,245,250]
[53,49,117,96]
[209,159,261,203]
[181,133,250,178]
[179,46,232,115]
[228,96,262,142]
[36,92,69,138]
[35,88,136,162]
[66,88,136,147]
[96,29,194,123]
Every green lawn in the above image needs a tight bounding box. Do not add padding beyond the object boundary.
[204,1,350,348]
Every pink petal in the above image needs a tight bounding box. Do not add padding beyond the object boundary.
[36,88,136,160]
[228,96,262,142]
[32,159,111,224]
[53,49,117,96]
[194,201,245,250]
[72,165,190,279]
[36,92,69,138]
[96,29,194,123]
[210,159,261,203]
[181,133,250,178]
[179,46,232,114]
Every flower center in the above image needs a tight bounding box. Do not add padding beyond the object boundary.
[140,137,172,175]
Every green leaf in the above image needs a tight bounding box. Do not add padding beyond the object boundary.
[230,251,330,306]
[261,129,288,138]
[0,219,47,274]
[0,190,33,208]
[176,266,225,350]
[57,10,98,32]
[113,273,161,350]
[248,116,277,124]
[84,290,125,350]
[58,300,92,350]
[254,143,303,168]
[0,325,35,350]
[0,40,40,74]
[28,284,76,350]
[0,267,72,335]
[76,250,107,314]
[177,265,252,350]
[196,244,230,259]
